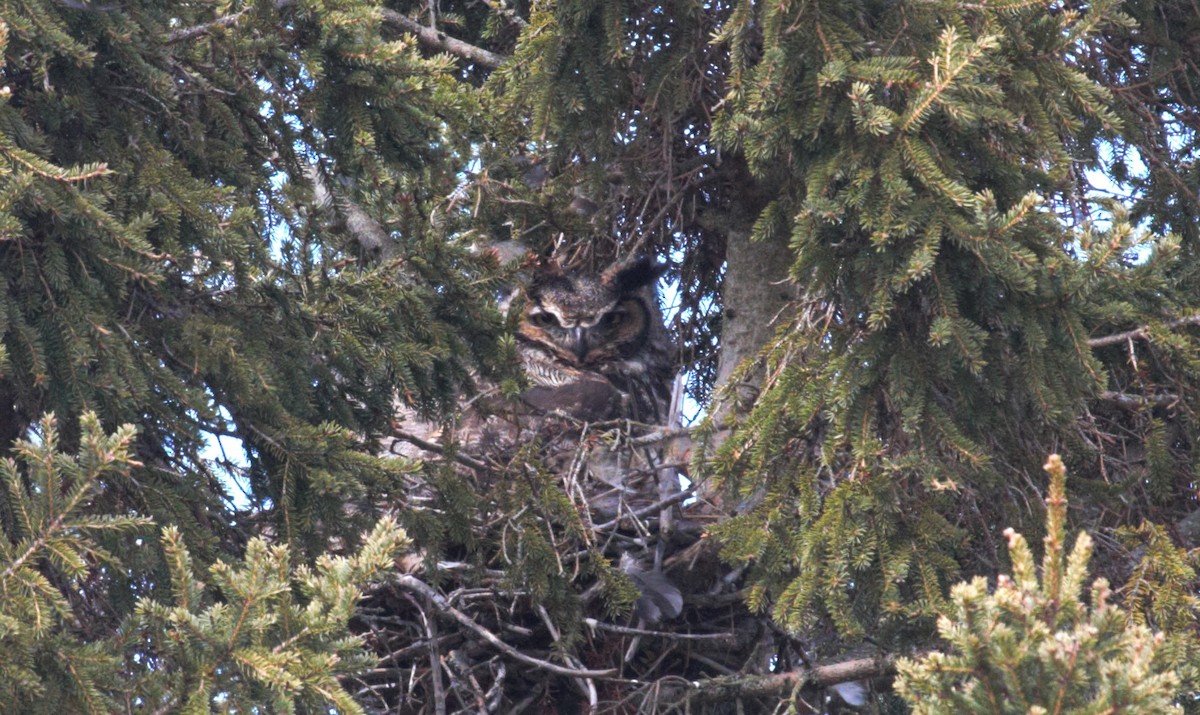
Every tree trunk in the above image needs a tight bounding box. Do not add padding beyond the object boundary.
[713,227,796,414]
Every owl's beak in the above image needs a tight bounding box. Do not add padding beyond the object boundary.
[571,327,589,363]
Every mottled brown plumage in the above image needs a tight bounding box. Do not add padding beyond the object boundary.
[515,257,674,424]
[387,256,677,520]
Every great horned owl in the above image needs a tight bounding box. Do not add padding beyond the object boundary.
[513,256,674,424]
[388,255,677,512]
[387,256,674,455]
[384,255,685,626]
[515,257,684,625]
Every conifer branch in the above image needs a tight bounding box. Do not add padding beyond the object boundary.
[1097,391,1179,409]
[163,1,509,71]
[304,163,389,256]
[900,29,999,133]
[1087,314,1200,348]
[380,9,505,69]
[660,654,896,703]
[164,7,253,44]
[388,425,488,472]
[0,136,111,182]
[480,0,527,29]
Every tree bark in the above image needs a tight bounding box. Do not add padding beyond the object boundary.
[670,653,895,704]
[705,156,796,423]
[695,160,796,510]
[713,227,796,412]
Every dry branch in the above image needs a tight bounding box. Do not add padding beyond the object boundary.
[381,10,506,69]
[667,653,897,704]
[388,425,488,472]
[1087,314,1200,348]
[392,574,619,679]
[582,618,737,642]
[164,1,508,71]
[590,488,693,532]
[1097,390,1180,409]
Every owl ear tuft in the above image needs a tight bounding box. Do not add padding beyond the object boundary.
[603,256,667,293]
[528,257,567,293]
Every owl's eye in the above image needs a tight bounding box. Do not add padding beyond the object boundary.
[599,310,626,327]
[528,311,559,328]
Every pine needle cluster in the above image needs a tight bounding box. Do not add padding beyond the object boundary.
[896,455,1180,714]
[699,0,1147,650]
[0,413,408,713]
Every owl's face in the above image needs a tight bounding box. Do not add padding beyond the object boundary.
[519,257,664,369]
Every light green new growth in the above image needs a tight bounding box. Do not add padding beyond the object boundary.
[136,517,409,715]
[0,413,409,713]
[0,413,152,712]
[895,455,1181,714]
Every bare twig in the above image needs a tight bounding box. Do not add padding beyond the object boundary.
[509,683,545,714]
[55,0,120,12]
[424,597,448,715]
[537,605,598,708]
[393,575,619,679]
[378,634,458,666]
[165,7,252,43]
[1097,390,1180,409]
[389,425,488,472]
[664,653,898,703]
[583,618,736,642]
[657,373,690,542]
[1088,314,1200,348]
[165,0,296,44]
[591,487,694,532]
[628,426,691,448]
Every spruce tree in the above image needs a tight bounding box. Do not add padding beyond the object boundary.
[3,0,1200,712]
